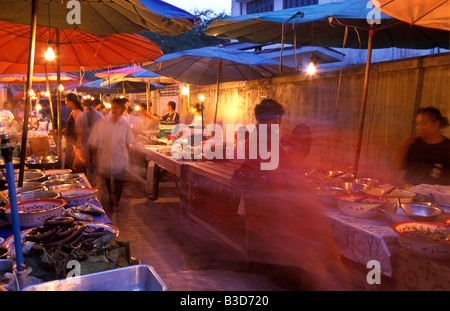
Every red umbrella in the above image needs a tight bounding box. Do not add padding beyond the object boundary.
[0,21,163,71]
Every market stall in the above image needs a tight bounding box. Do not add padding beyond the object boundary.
[130,138,450,290]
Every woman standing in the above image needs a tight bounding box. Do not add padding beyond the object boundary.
[394,107,450,186]
[64,93,86,171]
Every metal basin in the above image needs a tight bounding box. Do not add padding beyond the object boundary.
[48,174,82,181]
[380,203,444,224]
[22,265,167,291]
[16,191,59,202]
[26,156,58,169]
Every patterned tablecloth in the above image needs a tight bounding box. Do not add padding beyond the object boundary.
[322,204,400,277]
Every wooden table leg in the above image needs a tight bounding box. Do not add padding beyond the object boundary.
[149,164,166,200]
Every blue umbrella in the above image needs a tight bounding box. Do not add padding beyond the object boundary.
[0,0,198,36]
[143,46,296,123]
[205,0,449,175]
[73,79,162,94]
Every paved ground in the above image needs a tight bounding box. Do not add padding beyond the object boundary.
[93,173,287,291]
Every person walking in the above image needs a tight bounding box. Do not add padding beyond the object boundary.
[88,98,135,210]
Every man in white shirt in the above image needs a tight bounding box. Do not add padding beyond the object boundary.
[88,98,135,210]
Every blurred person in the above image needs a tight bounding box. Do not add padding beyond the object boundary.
[149,101,179,123]
[82,98,103,183]
[88,98,135,210]
[231,98,350,291]
[134,102,158,134]
[394,107,449,186]
[63,93,86,171]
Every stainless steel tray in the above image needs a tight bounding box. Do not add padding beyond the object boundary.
[22,265,167,291]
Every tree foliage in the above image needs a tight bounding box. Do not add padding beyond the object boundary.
[141,9,230,54]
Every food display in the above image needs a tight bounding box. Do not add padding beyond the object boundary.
[392,221,450,261]
[23,216,118,253]
[2,198,67,229]
[58,188,98,207]
[335,192,389,219]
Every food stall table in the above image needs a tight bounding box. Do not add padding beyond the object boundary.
[0,173,112,239]
[130,144,188,199]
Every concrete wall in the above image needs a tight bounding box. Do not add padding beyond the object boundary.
[178,52,450,183]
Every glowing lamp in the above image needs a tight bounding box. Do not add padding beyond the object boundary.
[198,94,205,102]
[306,57,316,75]
[58,84,64,92]
[181,86,189,95]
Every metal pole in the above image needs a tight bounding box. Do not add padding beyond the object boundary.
[19,0,39,187]
[213,59,222,125]
[44,65,55,124]
[353,28,374,177]
[56,29,62,168]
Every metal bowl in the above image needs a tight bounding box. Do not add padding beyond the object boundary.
[43,179,80,187]
[7,172,47,183]
[16,191,59,202]
[48,174,82,181]
[25,156,58,165]
[48,184,83,193]
[26,156,59,169]
[333,181,368,193]
[380,203,443,224]
[1,185,47,200]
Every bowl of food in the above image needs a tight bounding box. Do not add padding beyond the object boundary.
[2,198,67,229]
[363,187,416,203]
[380,203,444,224]
[335,193,389,219]
[392,221,450,261]
[58,188,98,207]
[16,191,59,202]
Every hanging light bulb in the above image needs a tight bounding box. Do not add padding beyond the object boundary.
[135,105,140,112]
[58,84,64,92]
[28,89,35,97]
[45,42,55,61]
[306,57,316,75]
[198,94,205,102]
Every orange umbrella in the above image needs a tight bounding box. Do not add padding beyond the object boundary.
[0,72,80,84]
[0,21,163,72]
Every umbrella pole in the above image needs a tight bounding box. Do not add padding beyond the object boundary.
[44,65,55,126]
[18,0,38,188]
[213,59,222,125]
[353,28,374,177]
[56,29,62,169]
